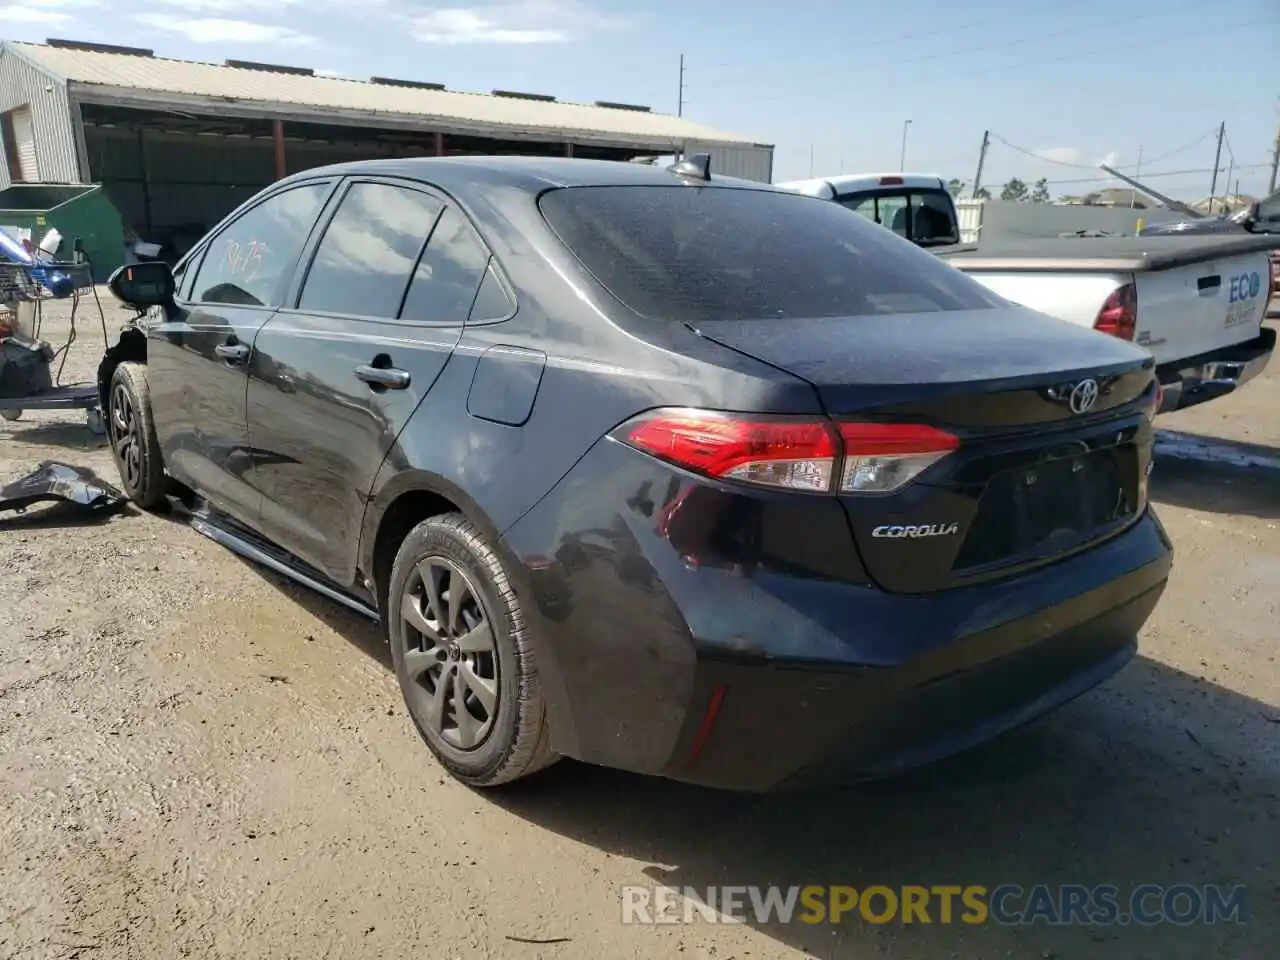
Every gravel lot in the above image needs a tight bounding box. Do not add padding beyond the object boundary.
[2,295,1277,960]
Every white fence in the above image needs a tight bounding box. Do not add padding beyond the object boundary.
[955,199,1188,243]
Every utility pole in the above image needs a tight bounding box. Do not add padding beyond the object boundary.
[677,54,686,118]
[1269,123,1279,195]
[1132,145,1142,209]
[972,130,990,200]
[809,143,815,177]
[1207,121,1225,216]
[899,119,911,172]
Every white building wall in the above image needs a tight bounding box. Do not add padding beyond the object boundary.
[0,45,81,189]
[685,142,773,183]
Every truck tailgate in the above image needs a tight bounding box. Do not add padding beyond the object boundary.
[1134,248,1272,363]
[940,235,1279,368]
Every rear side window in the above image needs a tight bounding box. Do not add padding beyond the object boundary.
[400,207,492,324]
[538,186,997,324]
[299,182,444,318]
[839,189,959,246]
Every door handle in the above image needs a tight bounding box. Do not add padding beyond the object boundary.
[355,364,411,389]
[1197,275,1222,294]
[215,342,250,363]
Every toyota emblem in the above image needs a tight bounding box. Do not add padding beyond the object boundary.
[1069,378,1099,415]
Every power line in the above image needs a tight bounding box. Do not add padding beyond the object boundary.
[1125,128,1221,168]
[1038,162,1270,187]
[710,15,1270,107]
[695,0,1072,71]
[989,133,1098,169]
[988,126,1225,175]
[696,0,1232,83]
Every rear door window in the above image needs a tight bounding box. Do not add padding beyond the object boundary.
[298,182,444,319]
[537,185,996,324]
[838,189,959,245]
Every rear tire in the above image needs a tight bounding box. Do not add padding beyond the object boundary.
[106,362,167,510]
[0,409,20,422]
[388,513,557,787]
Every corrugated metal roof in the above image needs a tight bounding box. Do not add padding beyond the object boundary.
[10,41,761,147]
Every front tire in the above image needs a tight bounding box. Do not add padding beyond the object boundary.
[388,513,557,787]
[107,362,167,510]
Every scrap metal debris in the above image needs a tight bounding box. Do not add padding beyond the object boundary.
[0,461,125,518]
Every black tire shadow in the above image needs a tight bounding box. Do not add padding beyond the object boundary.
[1152,430,1280,520]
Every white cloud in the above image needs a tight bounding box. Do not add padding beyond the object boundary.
[131,14,317,46]
[149,0,304,9]
[410,0,626,45]
[1034,147,1122,168]
[1035,147,1083,166]
[0,0,101,21]
[0,5,72,24]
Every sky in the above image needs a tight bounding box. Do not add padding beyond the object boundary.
[0,0,1277,199]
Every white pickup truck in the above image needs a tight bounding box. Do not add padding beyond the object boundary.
[776,171,1278,414]
[936,236,1278,414]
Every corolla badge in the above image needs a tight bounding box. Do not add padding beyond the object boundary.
[872,523,961,539]
[1068,378,1100,415]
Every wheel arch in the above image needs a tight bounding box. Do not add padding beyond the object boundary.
[360,467,581,759]
[97,326,147,413]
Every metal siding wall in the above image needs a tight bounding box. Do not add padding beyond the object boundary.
[83,125,440,244]
[685,142,774,182]
[0,49,80,189]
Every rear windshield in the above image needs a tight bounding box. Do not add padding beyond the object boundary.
[837,188,960,246]
[537,185,997,324]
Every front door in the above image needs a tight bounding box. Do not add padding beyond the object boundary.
[147,180,335,525]
[246,179,501,586]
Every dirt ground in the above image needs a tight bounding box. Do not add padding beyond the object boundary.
[2,295,1277,960]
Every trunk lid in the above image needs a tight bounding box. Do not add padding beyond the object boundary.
[693,306,1157,594]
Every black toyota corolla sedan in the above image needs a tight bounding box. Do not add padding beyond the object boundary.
[101,154,1172,792]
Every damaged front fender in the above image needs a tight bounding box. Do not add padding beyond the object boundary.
[0,461,126,517]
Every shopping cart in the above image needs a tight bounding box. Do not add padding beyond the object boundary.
[0,258,110,433]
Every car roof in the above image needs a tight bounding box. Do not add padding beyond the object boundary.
[276,155,783,196]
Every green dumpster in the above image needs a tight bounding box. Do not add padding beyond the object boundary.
[0,183,126,282]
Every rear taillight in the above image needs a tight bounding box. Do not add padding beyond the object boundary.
[1268,256,1278,302]
[836,421,960,493]
[614,409,958,495]
[1094,282,1137,341]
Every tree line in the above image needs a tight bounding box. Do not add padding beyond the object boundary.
[946,178,1052,202]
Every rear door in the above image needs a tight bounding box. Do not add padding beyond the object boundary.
[146,179,335,525]
[245,177,496,585]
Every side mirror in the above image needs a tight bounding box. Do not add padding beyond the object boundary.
[108,260,175,308]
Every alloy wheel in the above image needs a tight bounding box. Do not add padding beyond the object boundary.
[399,556,499,750]
[109,383,143,491]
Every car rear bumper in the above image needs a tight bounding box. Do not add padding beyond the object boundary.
[1156,326,1275,413]
[503,439,1174,792]
[664,583,1157,792]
